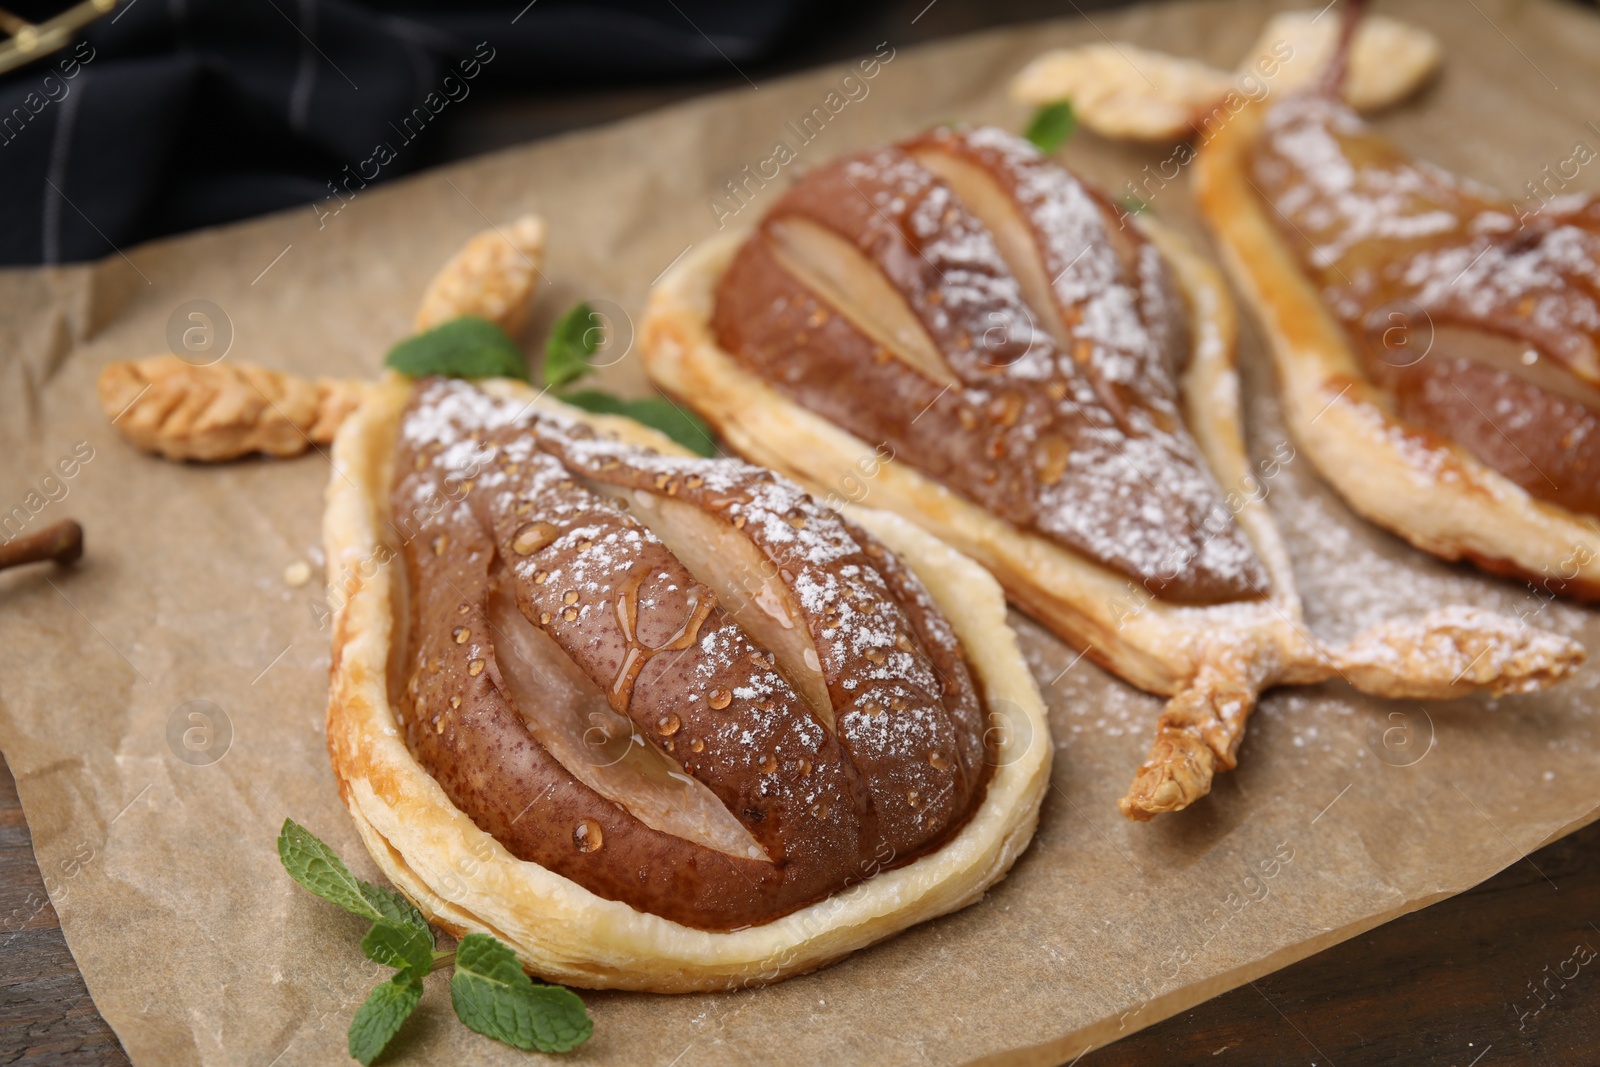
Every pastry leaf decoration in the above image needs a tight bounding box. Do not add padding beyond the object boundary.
[385,316,531,381]
[1025,100,1076,153]
[277,819,593,1063]
[542,301,718,457]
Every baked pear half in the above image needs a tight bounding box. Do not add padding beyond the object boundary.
[1197,87,1600,599]
[641,124,1583,820]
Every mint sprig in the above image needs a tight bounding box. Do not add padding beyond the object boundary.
[385,316,530,381]
[277,819,592,1063]
[451,934,594,1053]
[541,300,719,457]
[1025,100,1076,153]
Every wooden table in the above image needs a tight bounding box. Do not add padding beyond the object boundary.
[5,1,1599,1062]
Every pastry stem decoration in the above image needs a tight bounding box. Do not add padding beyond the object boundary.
[1122,606,1583,819]
[97,357,366,461]
[96,215,546,462]
[97,212,1051,991]
[640,119,1584,823]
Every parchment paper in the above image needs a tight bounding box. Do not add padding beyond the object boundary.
[3,1,1600,1063]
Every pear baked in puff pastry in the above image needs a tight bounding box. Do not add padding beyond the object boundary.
[96,219,1050,991]
[325,377,1048,990]
[641,124,1583,820]
[1197,78,1600,599]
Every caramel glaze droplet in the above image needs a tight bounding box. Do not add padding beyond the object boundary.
[573,819,604,853]
[708,688,733,710]
[658,713,681,736]
[513,521,559,556]
[1036,435,1071,487]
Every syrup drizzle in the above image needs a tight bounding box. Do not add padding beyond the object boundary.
[609,563,715,712]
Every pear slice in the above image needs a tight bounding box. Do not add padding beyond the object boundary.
[765,216,959,390]
[585,480,836,730]
[489,581,768,861]
[909,147,1072,350]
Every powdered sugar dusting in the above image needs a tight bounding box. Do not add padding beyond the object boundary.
[1254,94,1600,380]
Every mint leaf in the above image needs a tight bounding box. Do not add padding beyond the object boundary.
[561,390,717,458]
[360,883,428,934]
[348,972,424,1066]
[362,919,435,978]
[544,302,603,388]
[1025,101,1076,153]
[276,820,427,933]
[450,933,593,1053]
[386,316,529,381]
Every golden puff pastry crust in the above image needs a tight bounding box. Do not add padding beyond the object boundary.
[322,374,1051,991]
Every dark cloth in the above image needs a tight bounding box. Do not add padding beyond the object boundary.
[0,0,819,265]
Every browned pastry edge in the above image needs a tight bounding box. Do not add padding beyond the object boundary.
[1006,12,1442,142]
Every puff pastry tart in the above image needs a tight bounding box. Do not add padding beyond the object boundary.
[323,374,1049,991]
[1196,78,1600,598]
[98,216,1049,991]
[641,124,1584,820]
